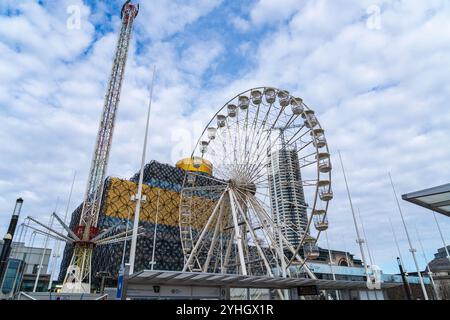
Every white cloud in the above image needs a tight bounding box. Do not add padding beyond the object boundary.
[180,40,224,76]
[1,0,450,276]
[230,16,251,32]
[249,0,303,26]
[135,0,223,39]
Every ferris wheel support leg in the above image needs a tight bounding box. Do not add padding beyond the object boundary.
[245,196,290,280]
[182,191,226,272]
[222,236,233,274]
[249,195,317,280]
[233,193,286,300]
[244,197,291,300]
[203,202,225,272]
[228,189,248,276]
[280,236,316,280]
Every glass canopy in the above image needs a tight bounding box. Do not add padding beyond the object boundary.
[402,183,450,217]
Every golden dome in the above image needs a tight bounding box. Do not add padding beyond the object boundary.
[176,157,213,176]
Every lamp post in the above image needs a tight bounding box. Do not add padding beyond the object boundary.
[0,198,24,281]
[397,257,412,300]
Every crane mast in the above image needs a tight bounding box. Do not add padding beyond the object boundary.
[61,1,139,293]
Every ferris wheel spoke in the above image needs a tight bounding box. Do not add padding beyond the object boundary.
[269,105,288,131]
[244,124,300,181]
[232,115,270,179]
[242,108,273,160]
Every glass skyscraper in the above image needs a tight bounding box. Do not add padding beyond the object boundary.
[267,148,308,248]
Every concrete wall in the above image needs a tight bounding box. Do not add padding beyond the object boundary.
[384,284,436,300]
[434,274,450,300]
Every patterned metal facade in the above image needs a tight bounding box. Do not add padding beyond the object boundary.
[59,160,210,289]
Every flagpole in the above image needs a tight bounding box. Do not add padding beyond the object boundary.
[129,67,156,275]
[414,224,439,299]
[388,172,428,300]
[337,151,370,284]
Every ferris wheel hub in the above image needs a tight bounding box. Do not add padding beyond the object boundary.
[229,179,257,195]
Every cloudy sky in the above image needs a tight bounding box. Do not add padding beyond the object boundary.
[1,0,449,275]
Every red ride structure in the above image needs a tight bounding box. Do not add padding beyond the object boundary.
[25,1,140,294]
[61,0,140,293]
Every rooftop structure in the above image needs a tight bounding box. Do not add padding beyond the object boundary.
[402,183,450,217]
[427,245,450,274]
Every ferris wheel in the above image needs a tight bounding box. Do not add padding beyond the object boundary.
[179,87,332,283]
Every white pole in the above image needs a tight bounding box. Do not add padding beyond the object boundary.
[10,218,29,258]
[388,172,428,300]
[358,208,375,267]
[388,215,407,273]
[129,67,156,275]
[269,152,288,280]
[25,232,36,273]
[150,190,160,270]
[20,218,30,245]
[414,224,439,300]
[325,231,340,300]
[33,214,54,292]
[432,210,450,263]
[337,151,370,282]
[228,189,248,276]
[15,223,24,245]
[49,170,76,291]
[342,236,350,266]
[121,207,132,266]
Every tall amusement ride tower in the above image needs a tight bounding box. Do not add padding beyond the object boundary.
[60,1,139,293]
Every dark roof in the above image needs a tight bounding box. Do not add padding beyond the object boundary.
[428,257,450,273]
[402,183,450,217]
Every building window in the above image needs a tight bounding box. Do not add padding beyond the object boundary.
[338,259,349,267]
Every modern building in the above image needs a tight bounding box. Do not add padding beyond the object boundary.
[267,149,308,247]
[0,241,51,299]
[2,241,51,275]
